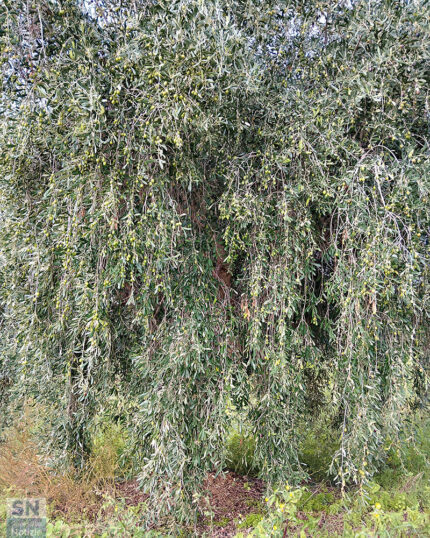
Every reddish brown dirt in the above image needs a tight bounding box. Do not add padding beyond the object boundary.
[114,479,149,506]
[110,472,265,536]
[198,471,265,536]
[111,474,346,537]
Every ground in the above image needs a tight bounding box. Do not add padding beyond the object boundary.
[108,473,346,536]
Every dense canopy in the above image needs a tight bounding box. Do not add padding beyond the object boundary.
[1,0,429,522]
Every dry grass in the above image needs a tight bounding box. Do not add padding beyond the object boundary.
[399,472,424,493]
[0,426,99,520]
[0,406,123,521]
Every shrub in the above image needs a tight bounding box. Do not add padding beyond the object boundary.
[87,421,131,482]
[225,432,258,476]
[299,419,339,482]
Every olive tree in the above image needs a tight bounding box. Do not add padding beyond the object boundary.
[0,0,428,522]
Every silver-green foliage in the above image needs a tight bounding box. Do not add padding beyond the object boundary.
[0,0,429,522]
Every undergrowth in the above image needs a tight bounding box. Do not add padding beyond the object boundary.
[0,407,429,536]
